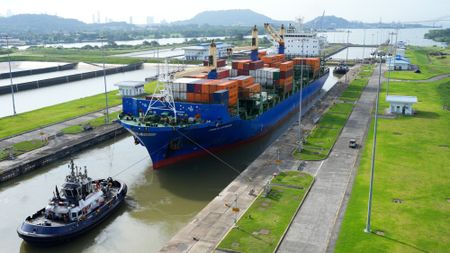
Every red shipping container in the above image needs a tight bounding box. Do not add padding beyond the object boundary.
[217,59,226,68]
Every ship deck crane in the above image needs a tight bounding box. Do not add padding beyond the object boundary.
[250,25,259,61]
[264,23,285,54]
[207,40,218,79]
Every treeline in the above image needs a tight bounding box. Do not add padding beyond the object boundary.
[7,24,260,46]
[424,29,450,44]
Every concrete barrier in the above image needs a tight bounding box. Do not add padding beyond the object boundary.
[0,124,127,183]
[0,62,78,79]
[0,62,143,95]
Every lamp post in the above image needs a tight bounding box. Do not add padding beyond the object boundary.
[362,29,366,62]
[298,39,305,152]
[344,30,351,83]
[99,36,109,124]
[3,34,17,115]
[365,50,384,233]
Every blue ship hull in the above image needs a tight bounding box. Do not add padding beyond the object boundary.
[119,71,329,169]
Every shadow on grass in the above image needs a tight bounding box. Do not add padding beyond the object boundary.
[413,110,440,119]
[233,226,274,245]
[373,232,430,253]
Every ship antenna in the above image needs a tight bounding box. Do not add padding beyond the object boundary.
[70,160,75,177]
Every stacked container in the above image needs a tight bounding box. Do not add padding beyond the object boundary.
[203,59,226,68]
[278,61,294,94]
[252,67,280,89]
[231,60,252,76]
[293,57,321,79]
[261,54,285,67]
[171,78,201,101]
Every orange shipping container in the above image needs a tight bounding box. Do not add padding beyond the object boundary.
[187,93,195,102]
[247,83,261,93]
[201,93,210,103]
[279,61,294,71]
[262,55,277,64]
[194,94,202,102]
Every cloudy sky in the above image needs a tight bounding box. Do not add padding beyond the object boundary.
[1,0,449,24]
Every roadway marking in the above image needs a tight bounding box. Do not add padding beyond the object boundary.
[315,160,325,177]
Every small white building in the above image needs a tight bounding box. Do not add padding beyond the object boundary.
[387,56,410,71]
[386,95,417,115]
[115,81,145,97]
[183,42,232,61]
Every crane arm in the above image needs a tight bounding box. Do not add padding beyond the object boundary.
[264,23,285,54]
[264,23,282,43]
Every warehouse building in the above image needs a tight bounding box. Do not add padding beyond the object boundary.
[183,42,232,61]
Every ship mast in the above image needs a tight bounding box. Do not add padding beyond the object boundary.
[144,58,178,122]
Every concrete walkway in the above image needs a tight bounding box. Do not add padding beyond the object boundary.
[277,65,382,253]
[0,105,122,173]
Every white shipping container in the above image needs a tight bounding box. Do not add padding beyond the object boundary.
[174,78,201,84]
[180,92,187,100]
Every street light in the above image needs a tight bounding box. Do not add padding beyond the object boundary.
[99,36,109,124]
[365,50,384,233]
[344,30,351,83]
[3,34,17,115]
[298,38,305,152]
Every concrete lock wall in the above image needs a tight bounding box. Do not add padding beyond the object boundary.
[0,63,78,79]
[0,62,143,95]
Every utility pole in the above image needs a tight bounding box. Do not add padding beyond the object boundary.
[344,30,351,83]
[365,51,384,233]
[99,36,109,123]
[386,31,396,97]
[362,29,366,63]
[298,39,305,152]
[4,34,17,116]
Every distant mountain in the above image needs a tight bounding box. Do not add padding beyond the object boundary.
[174,9,284,26]
[304,15,431,30]
[0,14,136,33]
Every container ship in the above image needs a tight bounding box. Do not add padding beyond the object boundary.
[118,24,329,169]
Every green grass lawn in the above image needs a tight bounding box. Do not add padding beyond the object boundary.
[294,65,373,160]
[0,81,157,139]
[217,171,314,253]
[334,78,450,252]
[61,111,121,134]
[387,46,450,80]
[0,139,48,161]
[0,91,122,139]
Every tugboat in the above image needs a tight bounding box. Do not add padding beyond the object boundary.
[333,61,349,75]
[17,160,127,245]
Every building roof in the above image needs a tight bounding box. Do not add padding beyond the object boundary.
[114,81,145,88]
[386,95,418,103]
[387,58,410,65]
[183,42,232,51]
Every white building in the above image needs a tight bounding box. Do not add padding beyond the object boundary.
[386,95,417,115]
[115,81,145,97]
[283,23,322,57]
[387,56,410,71]
[183,42,232,61]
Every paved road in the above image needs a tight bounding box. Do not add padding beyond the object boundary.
[277,64,383,253]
